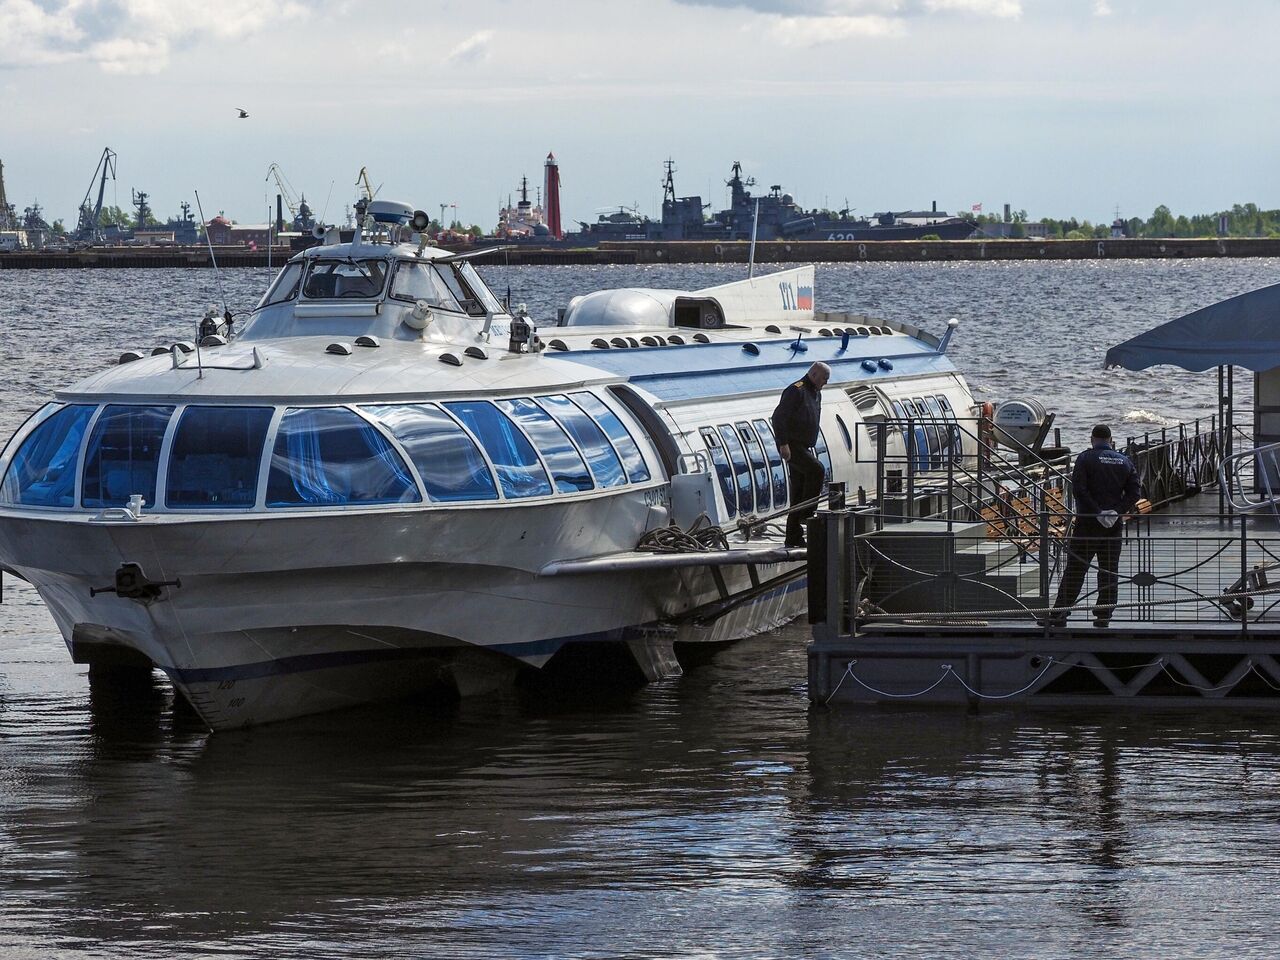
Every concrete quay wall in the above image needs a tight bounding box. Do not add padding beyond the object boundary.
[601,237,1280,264]
[3,237,1279,269]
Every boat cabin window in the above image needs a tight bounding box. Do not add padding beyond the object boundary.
[434,262,505,317]
[699,427,736,519]
[536,395,627,489]
[81,405,174,509]
[736,421,771,513]
[814,428,833,483]
[717,424,754,515]
[302,259,388,300]
[389,261,464,312]
[0,404,95,508]
[457,262,505,314]
[166,406,273,509]
[443,401,553,499]
[362,404,498,502]
[266,407,420,507]
[258,261,304,308]
[753,419,788,509]
[495,398,593,493]
[569,393,650,483]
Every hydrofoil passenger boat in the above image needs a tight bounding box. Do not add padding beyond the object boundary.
[0,200,979,729]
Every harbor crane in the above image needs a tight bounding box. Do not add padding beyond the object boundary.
[75,147,117,244]
[265,162,315,233]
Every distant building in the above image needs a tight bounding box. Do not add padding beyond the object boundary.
[134,229,176,245]
[973,222,1050,239]
[205,216,232,244]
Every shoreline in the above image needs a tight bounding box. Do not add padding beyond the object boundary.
[2,236,1277,269]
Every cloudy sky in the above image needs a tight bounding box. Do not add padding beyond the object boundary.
[1,0,1273,229]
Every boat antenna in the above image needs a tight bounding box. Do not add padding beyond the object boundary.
[192,190,228,317]
[747,198,760,280]
[319,179,335,225]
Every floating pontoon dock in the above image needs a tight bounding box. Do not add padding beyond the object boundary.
[810,282,1280,709]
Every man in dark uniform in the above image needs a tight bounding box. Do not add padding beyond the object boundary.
[771,362,831,548]
[1049,423,1141,627]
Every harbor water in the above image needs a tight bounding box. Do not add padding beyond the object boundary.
[2,260,1279,958]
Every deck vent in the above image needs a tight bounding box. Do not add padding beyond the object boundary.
[150,346,169,356]
[742,342,760,356]
[877,325,893,335]
[119,350,145,365]
[765,324,781,334]
[626,337,640,348]
[610,337,629,348]
[438,352,462,367]
[548,339,569,351]
[819,328,833,337]
[326,342,353,356]
[464,346,488,360]
[693,333,711,343]
[200,334,228,347]
[668,334,685,345]
[172,341,195,354]
[355,335,380,348]
[641,335,662,347]
[591,338,610,349]
[861,360,877,372]
[878,359,893,370]
[856,326,870,336]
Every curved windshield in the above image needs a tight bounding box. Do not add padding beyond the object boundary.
[0,404,95,508]
[302,259,387,299]
[257,261,303,308]
[166,406,273,508]
[443,401,552,499]
[362,403,498,502]
[434,261,504,317]
[82,405,174,509]
[266,407,419,507]
[389,261,463,311]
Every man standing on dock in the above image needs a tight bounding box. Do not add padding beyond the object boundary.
[773,361,831,548]
[1050,423,1141,627]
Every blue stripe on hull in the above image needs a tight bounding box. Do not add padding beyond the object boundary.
[162,577,807,685]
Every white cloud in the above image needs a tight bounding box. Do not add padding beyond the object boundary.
[923,0,1021,17]
[769,14,905,46]
[1093,0,1113,15]
[444,30,494,65]
[0,0,308,72]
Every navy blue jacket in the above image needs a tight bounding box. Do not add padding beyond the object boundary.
[772,377,822,449]
[1072,442,1141,519]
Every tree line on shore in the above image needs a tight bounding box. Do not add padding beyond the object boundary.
[959,203,1280,239]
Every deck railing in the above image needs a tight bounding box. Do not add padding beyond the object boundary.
[811,506,1280,639]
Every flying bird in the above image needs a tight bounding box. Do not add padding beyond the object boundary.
[236,107,249,119]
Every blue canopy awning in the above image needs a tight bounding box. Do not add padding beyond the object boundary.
[1104,282,1280,372]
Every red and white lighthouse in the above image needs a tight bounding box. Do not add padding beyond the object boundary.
[543,152,562,240]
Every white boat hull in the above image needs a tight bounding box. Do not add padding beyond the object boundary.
[2,495,804,729]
